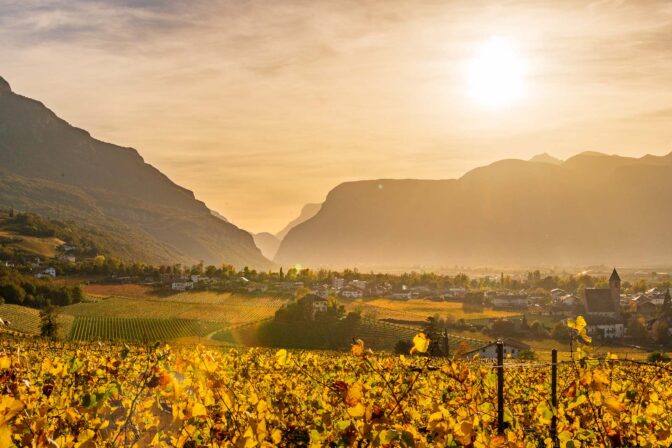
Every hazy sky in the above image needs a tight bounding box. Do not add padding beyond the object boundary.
[2,0,672,233]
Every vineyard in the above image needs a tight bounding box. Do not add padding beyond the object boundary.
[345,299,520,323]
[61,294,285,324]
[208,318,435,352]
[68,317,224,342]
[0,331,671,447]
[0,304,73,338]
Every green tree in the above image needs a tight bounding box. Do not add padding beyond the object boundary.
[520,314,530,332]
[627,317,648,343]
[394,339,413,354]
[422,315,447,357]
[551,321,570,341]
[39,304,60,339]
[651,320,671,346]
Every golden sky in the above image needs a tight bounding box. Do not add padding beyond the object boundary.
[2,0,672,233]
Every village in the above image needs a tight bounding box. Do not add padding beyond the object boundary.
[168,268,671,343]
[9,250,671,350]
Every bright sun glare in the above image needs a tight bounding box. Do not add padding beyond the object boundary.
[465,36,528,108]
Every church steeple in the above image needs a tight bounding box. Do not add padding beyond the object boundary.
[609,268,621,288]
[609,268,621,318]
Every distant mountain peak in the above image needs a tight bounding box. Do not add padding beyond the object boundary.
[0,76,11,94]
[529,153,562,165]
[276,202,321,240]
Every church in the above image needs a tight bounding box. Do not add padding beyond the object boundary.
[582,269,624,339]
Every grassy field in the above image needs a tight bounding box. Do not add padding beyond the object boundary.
[0,304,73,338]
[0,229,64,258]
[344,298,521,322]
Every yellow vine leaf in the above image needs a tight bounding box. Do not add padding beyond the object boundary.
[345,381,364,407]
[604,395,624,414]
[351,339,365,357]
[0,426,12,448]
[275,349,289,367]
[0,396,24,426]
[192,402,207,418]
[347,403,366,418]
[567,315,592,343]
[271,429,282,444]
[410,333,430,354]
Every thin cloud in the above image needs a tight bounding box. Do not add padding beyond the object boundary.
[1,0,671,232]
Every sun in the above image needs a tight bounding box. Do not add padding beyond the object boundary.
[464,36,529,108]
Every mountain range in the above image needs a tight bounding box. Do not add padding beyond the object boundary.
[275,151,672,269]
[0,75,272,268]
[253,203,321,259]
[5,74,672,271]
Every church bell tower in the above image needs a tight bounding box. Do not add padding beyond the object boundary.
[609,268,621,316]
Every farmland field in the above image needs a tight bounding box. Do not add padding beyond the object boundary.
[0,303,73,338]
[210,318,426,351]
[60,294,286,324]
[68,316,224,342]
[55,292,288,343]
[345,298,521,322]
[80,282,159,298]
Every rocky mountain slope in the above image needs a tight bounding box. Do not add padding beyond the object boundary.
[0,75,272,268]
[275,152,672,269]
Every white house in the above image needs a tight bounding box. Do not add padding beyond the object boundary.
[332,277,345,289]
[350,280,368,290]
[491,294,528,309]
[300,294,329,318]
[557,294,579,306]
[641,288,667,306]
[172,282,194,291]
[312,299,328,314]
[551,288,567,300]
[588,322,624,339]
[391,291,413,300]
[585,316,625,339]
[341,289,363,299]
[465,339,532,360]
[35,267,56,278]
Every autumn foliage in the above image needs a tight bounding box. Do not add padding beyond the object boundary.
[0,328,670,447]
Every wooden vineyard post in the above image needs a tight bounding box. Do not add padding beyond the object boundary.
[497,340,504,434]
[551,349,558,447]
